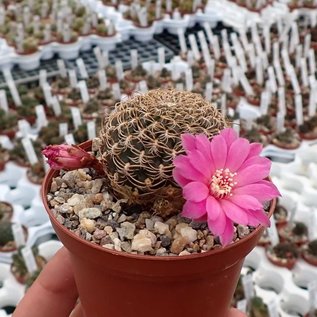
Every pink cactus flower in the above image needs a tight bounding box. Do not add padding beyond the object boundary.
[42,144,102,172]
[173,128,280,246]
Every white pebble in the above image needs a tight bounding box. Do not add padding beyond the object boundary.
[180,227,197,243]
[131,237,153,252]
[154,221,170,235]
[78,207,102,219]
[80,218,96,233]
[67,194,85,206]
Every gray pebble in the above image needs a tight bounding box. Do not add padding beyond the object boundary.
[160,235,171,248]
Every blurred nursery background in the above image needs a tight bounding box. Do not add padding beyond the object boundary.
[0,0,317,315]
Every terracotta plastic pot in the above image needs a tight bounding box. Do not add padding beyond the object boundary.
[41,140,276,317]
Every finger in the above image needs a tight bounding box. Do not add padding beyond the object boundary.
[227,308,247,317]
[70,303,85,317]
[13,247,78,317]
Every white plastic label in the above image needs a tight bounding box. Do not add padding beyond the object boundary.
[0,90,9,112]
[115,60,124,81]
[76,58,88,79]
[35,105,48,128]
[112,83,121,100]
[42,82,53,106]
[295,94,303,126]
[21,246,38,273]
[177,28,187,54]
[308,281,317,315]
[188,34,201,61]
[87,121,96,140]
[7,80,21,106]
[237,299,247,313]
[18,119,30,137]
[77,80,90,103]
[94,47,105,69]
[71,107,82,129]
[242,274,254,302]
[139,80,148,93]
[12,223,25,247]
[130,49,138,70]
[51,96,62,117]
[278,87,286,115]
[276,112,285,133]
[301,58,309,87]
[57,59,67,78]
[22,137,39,165]
[68,70,78,88]
[309,49,316,76]
[158,47,165,69]
[59,123,68,137]
[98,69,107,90]
[39,69,47,87]
[65,133,75,145]
[204,82,213,101]
[267,299,279,317]
[175,83,183,91]
[268,66,277,93]
[267,216,279,246]
[185,68,193,92]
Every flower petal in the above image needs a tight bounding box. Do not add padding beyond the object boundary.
[207,208,227,236]
[182,200,207,219]
[233,180,280,202]
[183,182,209,202]
[226,138,250,171]
[228,194,263,211]
[188,149,215,179]
[195,134,212,161]
[210,134,228,169]
[245,209,270,227]
[238,156,271,172]
[219,199,249,225]
[220,218,234,246]
[220,128,238,147]
[236,164,271,187]
[206,196,221,221]
[173,155,207,183]
[181,133,196,153]
[173,168,191,187]
[246,143,263,159]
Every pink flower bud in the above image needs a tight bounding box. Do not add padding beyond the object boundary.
[42,144,97,171]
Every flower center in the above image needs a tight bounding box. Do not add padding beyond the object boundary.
[210,168,237,199]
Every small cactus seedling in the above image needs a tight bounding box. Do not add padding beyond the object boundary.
[249,296,269,317]
[308,240,317,257]
[0,222,14,248]
[273,242,298,260]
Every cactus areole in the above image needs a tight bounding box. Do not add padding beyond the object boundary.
[97,89,227,214]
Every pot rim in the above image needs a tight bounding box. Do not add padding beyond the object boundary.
[41,140,276,262]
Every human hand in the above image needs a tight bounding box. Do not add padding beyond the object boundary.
[228,308,247,317]
[13,247,246,317]
[12,247,83,317]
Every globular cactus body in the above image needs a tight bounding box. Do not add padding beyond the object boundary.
[98,89,227,213]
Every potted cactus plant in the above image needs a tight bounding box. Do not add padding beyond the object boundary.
[11,246,47,284]
[302,240,317,266]
[266,242,298,269]
[41,89,279,317]
[249,296,269,317]
[0,201,13,223]
[0,145,10,171]
[0,222,27,252]
[27,161,46,185]
[0,109,18,139]
[278,221,308,246]
[272,128,301,150]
